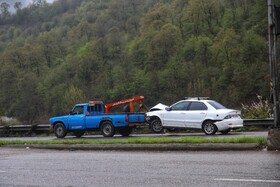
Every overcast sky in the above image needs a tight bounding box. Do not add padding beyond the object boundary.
[0,0,56,5]
[0,0,57,13]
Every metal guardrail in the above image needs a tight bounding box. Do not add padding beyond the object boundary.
[243,119,274,126]
[0,119,274,134]
[0,124,50,133]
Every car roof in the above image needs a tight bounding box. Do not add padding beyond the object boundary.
[184,97,210,100]
[183,98,214,102]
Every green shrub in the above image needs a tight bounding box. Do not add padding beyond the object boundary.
[241,95,272,119]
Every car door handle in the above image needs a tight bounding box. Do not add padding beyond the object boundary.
[200,112,206,115]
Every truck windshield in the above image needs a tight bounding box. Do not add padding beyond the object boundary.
[207,101,226,109]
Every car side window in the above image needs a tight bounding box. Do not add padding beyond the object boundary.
[188,102,207,111]
[171,101,190,111]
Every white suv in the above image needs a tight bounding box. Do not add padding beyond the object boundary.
[146,97,243,135]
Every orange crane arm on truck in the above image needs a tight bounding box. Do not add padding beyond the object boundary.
[105,96,148,113]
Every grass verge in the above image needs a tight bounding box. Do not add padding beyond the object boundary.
[0,136,267,146]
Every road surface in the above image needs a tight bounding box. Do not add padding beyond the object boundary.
[0,148,279,187]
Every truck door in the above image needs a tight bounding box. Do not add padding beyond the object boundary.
[85,104,104,128]
[68,105,86,130]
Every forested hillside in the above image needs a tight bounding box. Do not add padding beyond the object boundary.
[0,0,274,123]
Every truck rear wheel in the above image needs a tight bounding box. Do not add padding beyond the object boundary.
[101,121,115,137]
[54,123,67,138]
[118,127,132,137]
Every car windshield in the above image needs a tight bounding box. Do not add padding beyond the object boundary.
[207,101,227,109]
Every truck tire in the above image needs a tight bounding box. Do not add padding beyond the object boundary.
[202,120,217,135]
[54,123,67,138]
[151,118,164,133]
[118,127,132,137]
[101,121,115,137]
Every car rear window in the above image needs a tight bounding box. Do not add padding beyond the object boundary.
[207,101,227,109]
[189,102,207,110]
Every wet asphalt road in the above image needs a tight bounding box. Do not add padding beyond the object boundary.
[0,148,279,187]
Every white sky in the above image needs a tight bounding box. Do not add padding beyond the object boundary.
[0,0,57,13]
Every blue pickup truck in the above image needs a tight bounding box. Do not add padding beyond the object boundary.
[49,101,146,138]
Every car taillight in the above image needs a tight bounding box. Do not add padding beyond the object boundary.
[224,114,240,119]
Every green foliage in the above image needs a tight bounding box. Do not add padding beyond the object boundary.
[0,136,267,145]
[63,85,86,110]
[0,0,272,122]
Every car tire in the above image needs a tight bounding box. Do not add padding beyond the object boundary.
[118,127,132,137]
[101,121,115,137]
[202,121,217,135]
[54,123,67,138]
[151,118,164,133]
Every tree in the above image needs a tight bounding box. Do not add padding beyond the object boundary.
[14,2,22,12]
[63,85,86,110]
[0,2,10,19]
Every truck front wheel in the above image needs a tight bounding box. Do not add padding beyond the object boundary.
[54,123,67,138]
[101,121,115,137]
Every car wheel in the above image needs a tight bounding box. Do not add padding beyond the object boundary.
[202,121,217,135]
[151,118,163,133]
[73,131,85,138]
[220,129,231,135]
[101,121,115,137]
[54,123,67,138]
[118,127,133,137]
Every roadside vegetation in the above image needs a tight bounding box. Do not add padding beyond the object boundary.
[0,136,267,146]
[241,95,272,119]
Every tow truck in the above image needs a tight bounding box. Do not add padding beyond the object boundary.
[49,96,147,138]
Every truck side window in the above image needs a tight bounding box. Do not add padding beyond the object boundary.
[72,106,84,115]
[87,106,94,115]
[95,104,102,112]
[87,104,103,115]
